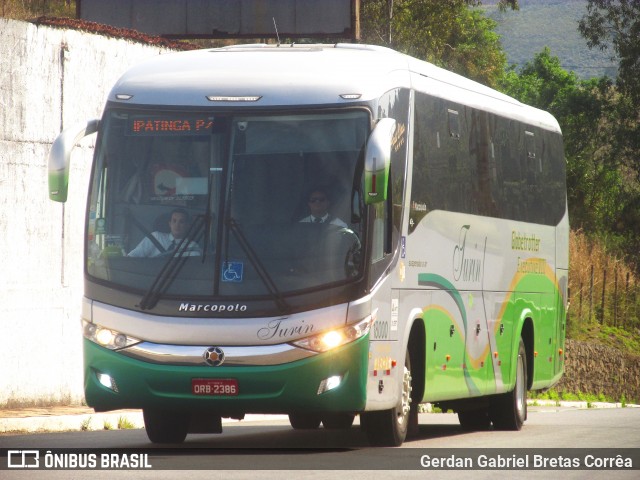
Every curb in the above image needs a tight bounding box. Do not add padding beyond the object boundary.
[418,400,639,414]
[0,411,287,435]
[2,402,637,435]
[0,411,144,435]
[527,399,640,409]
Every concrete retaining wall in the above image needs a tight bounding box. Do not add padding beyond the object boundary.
[558,339,640,403]
[0,18,170,406]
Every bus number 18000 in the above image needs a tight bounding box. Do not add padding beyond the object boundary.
[373,320,390,340]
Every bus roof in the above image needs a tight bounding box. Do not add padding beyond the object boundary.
[108,43,560,133]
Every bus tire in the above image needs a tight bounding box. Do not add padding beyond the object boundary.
[322,413,355,429]
[288,413,322,429]
[490,338,527,430]
[361,350,413,446]
[143,409,189,444]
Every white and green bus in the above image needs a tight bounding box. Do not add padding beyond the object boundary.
[49,44,568,446]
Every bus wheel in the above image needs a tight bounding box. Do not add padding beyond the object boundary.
[288,413,322,429]
[361,351,412,446]
[458,408,491,431]
[322,413,355,429]
[143,409,189,444]
[489,338,527,430]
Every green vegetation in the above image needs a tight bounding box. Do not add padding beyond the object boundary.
[80,416,92,431]
[100,417,137,430]
[528,388,629,406]
[568,230,640,347]
[499,48,640,240]
[117,416,136,429]
[572,324,640,354]
[0,0,74,19]
[361,1,515,87]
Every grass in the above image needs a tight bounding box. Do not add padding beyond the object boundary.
[1,0,75,20]
[568,230,640,355]
[92,416,137,431]
[570,323,640,353]
[80,416,92,431]
[529,388,634,405]
[0,394,76,410]
[117,416,136,429]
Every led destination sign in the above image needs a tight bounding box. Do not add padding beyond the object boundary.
[128,115,214,136]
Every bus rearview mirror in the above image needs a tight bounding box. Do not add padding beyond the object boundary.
[48,119,99,202]
[364,118,395,205]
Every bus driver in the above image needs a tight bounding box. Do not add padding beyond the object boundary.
[298,188,347,227]
[128,208,201,257]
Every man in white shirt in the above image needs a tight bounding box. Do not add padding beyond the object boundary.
[128,208,201,257]
[298,188,348,227]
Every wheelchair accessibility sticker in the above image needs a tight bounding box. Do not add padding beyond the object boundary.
[222,261,244,282]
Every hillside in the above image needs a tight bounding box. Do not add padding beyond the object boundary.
[479,0,618,79]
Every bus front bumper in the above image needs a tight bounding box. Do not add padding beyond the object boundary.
[83,336,369,415]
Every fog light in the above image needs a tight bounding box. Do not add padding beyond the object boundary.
[96,372,119,392]
[317,375,343,395]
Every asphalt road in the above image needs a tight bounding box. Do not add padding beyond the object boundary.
[1,406,639,479]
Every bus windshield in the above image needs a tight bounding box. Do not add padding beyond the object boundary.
[86,108,369,305]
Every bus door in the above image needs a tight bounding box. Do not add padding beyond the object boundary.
[422,288,468,401]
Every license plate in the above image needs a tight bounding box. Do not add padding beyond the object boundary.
[192,378,239,396]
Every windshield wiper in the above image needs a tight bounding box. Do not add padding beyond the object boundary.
[201,170,218,262]
[138,215,206,310]
[226,217,291,313]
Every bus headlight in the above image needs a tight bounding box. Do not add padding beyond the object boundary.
[290,316,372,353]
[83,321,140,350]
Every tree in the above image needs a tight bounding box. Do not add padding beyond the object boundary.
[578,0,640,103]
[360,1,516,87]
[500,48,629,234]
[578,0,640,188]
[501,47,640,266]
